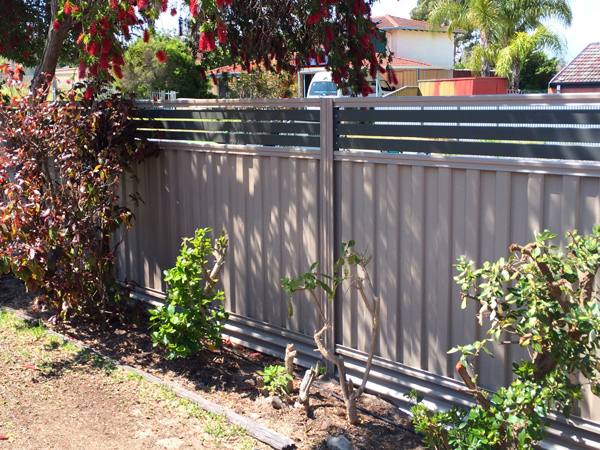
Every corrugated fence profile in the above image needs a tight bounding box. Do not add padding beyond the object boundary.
[121,94,600,449]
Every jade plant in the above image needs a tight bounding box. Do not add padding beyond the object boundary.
[409,228,600,449]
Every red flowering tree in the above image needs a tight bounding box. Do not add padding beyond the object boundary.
[1,0,393,97]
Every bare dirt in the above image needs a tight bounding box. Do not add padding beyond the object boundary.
[0,274,425,450]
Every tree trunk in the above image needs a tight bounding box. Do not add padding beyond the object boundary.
[31,2,73,93]
[511,59,520,91]
[480,33,491,77]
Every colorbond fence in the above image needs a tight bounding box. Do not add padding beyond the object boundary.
[120,94,600,449]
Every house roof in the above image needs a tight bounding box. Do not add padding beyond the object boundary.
[550,43,600,86]
[388,56,432,68]
[372,15,454,33]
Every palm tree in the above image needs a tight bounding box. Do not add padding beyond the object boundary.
[495,25,562,89]
[429,0,501,76]
[427,0,571,81]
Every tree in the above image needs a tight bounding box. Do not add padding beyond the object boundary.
[116,32,213,99]
[427,0,571,79]
[518,50,559,91]
[1,0,393,97]
[495,25,561,89]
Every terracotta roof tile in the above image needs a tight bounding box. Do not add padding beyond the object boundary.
[551,43,600,84]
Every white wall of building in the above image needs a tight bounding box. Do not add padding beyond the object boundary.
[388,29,455,67]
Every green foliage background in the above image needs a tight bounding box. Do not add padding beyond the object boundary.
[115,33,213,99]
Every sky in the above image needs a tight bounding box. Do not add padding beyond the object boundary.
[157,0,598,64]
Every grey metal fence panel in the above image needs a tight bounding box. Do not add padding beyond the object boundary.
[120,144,322,336]
[119,95,600,448]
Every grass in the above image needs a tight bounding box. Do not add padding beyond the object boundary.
[0,309,259,449]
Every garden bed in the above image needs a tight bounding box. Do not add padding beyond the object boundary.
[0,274,424,450]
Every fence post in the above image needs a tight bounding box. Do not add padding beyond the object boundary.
[319,97,336,372]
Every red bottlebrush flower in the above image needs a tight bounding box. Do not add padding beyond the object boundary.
[100,53,109,70]
[78,59,87,79]
[11,17,18,25]
[325,25,333,43]
[137,0,150,10]
[143,29,150,43]
[23,33,31,41]
[217,23,227,44]
[89,22,97,37]
[199,68,206,79]
[369,64,376,78]
[89,63,99,76]
[113,65,123,79]
[84,86,94,100]
[307,12,320,25]
[102,38,112,53]
[316,53,326,65]
[127,9,139,24]
[348,21,356,36]
[198,31,216,52]
[23,51,29,59]
[118,9,127,21]
[319,6,329,19]
[0,45,4,53]
[99,17,110,30]
[53,20,61,31]
[89,41,100,56]
[216,0,224,8]
[121,25,131,40]
[332,71,341,84]
[110,0,119,9]
[387,69,398,85]
[210,73,218,86]
[170,8,177,16]
[156,50,167,62]
[190,0,198,16]
[112,53,124,66]
[161,0,168,12]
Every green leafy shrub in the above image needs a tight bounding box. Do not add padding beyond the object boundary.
[259,365,293,396]
[0,72,158,320]
[410,228,600,449]
[149,228,229,359]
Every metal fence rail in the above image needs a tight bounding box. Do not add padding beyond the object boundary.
[123,94,600,449]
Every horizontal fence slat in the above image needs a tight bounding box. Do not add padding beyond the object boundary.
[336,137,600,160]
[337,123,600,143]
[142,108,320,122]
[139,130,320,148]
[336,108,600,125]
[151,119,320,135]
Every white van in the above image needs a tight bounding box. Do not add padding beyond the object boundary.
[306,71,395,98]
